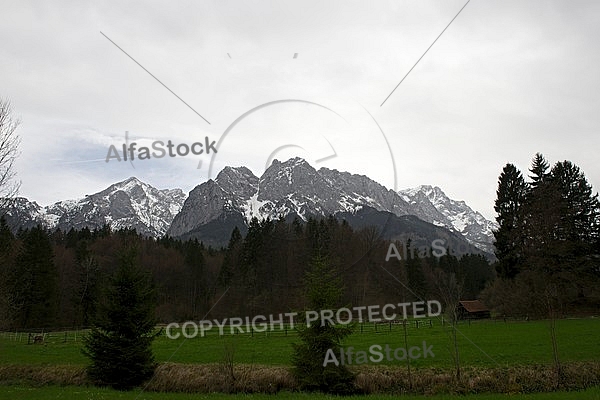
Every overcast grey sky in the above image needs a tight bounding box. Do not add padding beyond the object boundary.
[2,0,599,220]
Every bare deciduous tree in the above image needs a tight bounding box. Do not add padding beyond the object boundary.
[435,269,463,382]
[0,98,21,208]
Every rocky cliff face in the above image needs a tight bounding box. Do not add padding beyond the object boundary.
[168,158,496,254]
[167,158,413,237]
[0,197,46,231]
[2,158,498,256]
[398,185,497,254]
[1,177,186,237]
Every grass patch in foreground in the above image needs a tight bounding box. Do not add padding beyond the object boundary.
[1,361,599,395]
[0,385,599,400]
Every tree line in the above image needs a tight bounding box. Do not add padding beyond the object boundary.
[0,215,493,330]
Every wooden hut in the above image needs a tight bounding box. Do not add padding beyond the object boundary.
[457,300,490,320]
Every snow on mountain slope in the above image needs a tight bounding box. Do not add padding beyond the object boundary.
[2,178,186,237]
[167,157,414,238]
[398,185,497,254]
[168,158,497,254]
[3,159,498,255]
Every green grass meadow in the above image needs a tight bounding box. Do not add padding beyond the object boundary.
[2,318,599,368]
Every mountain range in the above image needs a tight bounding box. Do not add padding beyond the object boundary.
[1,157,498,256]
[1,178,186,238]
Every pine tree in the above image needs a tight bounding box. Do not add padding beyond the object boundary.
[541,161,600,309]
[291,255,356,394]
[0,217,13,256]
[522,158,599,280]
[493,163,527,279]
[437,249,460,279]
[239,218,264,315]
[529,152,550,189]
[82,246,158,390]
[217,227,242,287]
[522,154,561,272]
[9,225,57,328]
[405,239,428,300]
[0,217,15,326]
[75,242,99,326]
[549,161,600,246]
[458,254,495,299]
[183,238,207,317]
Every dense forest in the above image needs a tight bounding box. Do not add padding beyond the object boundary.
[0,216,493,330]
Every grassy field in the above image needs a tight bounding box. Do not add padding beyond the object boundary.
[1,318,599,397]
[1,318,599,368]
[0,385,599,400]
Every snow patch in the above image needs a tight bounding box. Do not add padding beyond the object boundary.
[243,193,270,222]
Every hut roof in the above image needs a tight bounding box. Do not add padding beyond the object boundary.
[458,300,489,313]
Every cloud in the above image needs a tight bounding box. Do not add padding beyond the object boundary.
[1,0,599,219]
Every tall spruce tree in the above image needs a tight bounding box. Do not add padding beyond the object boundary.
[183,238,207,317]
[549,161,600,245]
[75,242,99,327]
[0,217,15,326]
[217,227,242,287]
[529,152,550,188]
[9,225,57,328]
[545,161,600,307]
[458,254,495,299]
[522,153,562,274]
[83,246,158,390]
[0,217,12,256]
[493,163,527,279]
[405,239,428,300]
[291,254,356,394]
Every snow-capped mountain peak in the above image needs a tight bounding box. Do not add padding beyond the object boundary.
[2,178,186,237]
[398,185,497,254]
[3,159,498,255]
